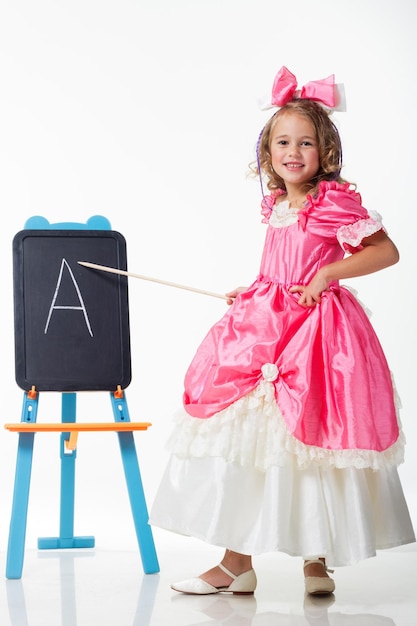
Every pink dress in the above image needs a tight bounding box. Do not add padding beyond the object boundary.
[150,182,415,564]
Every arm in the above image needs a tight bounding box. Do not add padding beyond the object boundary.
[289,230,399,307]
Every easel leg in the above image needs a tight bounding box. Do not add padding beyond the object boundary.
[38,393,94,550]
[111,393,159,574]
[6,392,39,579]
[6,432,35,579]
[59,393,77,542]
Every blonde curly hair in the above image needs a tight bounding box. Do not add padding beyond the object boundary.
[253,99,346,196]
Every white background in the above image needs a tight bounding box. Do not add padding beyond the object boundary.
[0,0,415,554]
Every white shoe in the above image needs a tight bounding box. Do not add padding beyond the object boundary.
[171,563,257,595]
[304,559,335,595]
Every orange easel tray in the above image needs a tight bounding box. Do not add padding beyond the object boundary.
[5,422,151,432]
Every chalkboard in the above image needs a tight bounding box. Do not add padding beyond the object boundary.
[13,228,132,392]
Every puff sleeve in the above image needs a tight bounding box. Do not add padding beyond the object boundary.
[298,182,384,252]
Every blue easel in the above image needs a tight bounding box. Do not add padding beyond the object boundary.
[6,216,159,579]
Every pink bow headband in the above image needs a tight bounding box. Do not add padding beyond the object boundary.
[260,66,346,112]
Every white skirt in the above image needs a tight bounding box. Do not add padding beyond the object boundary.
[150,381,415,567]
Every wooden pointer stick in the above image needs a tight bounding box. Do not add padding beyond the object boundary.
[78,261,228,301]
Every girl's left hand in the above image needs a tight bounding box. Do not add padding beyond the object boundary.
[289,272,329,308]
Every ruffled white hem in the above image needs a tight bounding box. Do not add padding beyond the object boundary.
[167,377,405,472]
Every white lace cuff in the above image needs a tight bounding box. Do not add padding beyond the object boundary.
[337,210,384,251]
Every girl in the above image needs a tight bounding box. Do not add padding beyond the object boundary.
[150,67,415,596]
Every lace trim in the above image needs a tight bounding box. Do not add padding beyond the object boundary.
[167,376,405,472]
[269,200,299,228]
[337,210,384,251]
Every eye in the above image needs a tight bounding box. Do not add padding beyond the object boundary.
[301,141,313,146]
[275,140,288,146]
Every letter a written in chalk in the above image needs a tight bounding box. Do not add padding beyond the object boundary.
[44,258,93,337]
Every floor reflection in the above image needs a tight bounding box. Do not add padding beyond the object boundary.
[5,579,29,626]
[5,551,159,626]
[2,544,413,626]
[171,593,396,626]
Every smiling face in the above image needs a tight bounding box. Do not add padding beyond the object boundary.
[269,110,320,194]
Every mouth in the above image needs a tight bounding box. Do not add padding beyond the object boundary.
[285,163,304,169]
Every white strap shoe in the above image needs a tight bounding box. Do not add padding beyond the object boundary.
[171,563,257,595]
[304,559,335,595]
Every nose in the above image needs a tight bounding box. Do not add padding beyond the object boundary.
[288,143,301,157]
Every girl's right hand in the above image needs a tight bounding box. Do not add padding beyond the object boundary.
[225,286,247,305]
